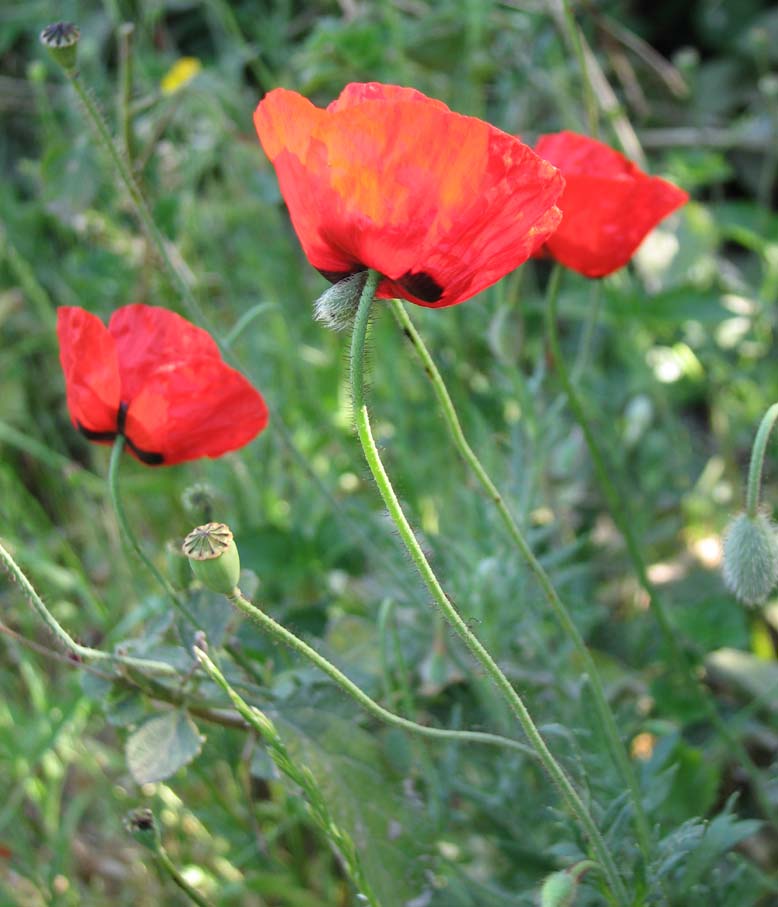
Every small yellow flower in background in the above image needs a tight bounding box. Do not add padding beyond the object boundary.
[160,57,202,95]
[630,732,656,761]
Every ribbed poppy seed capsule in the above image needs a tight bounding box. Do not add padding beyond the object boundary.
[40,22,80,73]
[722,512,778,606]
[182,523,240,595]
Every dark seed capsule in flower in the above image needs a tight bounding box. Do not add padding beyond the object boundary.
[722,512,778,606]
[40,22,80,72]
[182,523,240,596]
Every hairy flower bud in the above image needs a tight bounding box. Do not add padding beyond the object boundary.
[40,22,80,73]
[313,271,368,331]
[182,523,240,596]
[722,512,778,606]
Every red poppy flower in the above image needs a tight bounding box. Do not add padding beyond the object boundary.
[57,305,268,465]
[254,82,565,308]
[534,131,688,278]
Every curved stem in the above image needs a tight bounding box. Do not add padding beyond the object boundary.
[0,538,178,676]
[153,844,215,907]
[227,587,536,759]
[390,297,654,867]
[545,264,778,833]
[351,272,627,904]
[746,403,778,518]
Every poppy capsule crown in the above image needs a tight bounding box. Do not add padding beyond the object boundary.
[534,131,689,278]
[57,304,268,466]
[254,82,566,309]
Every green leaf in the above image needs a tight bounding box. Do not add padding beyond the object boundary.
[125,711,204,785]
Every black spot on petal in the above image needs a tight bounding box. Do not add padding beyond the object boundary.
[397,271,443,303]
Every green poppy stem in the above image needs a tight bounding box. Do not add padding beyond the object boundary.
[351,271,627,905]
[226,586,535,758]
[544,263,778,833]
[389,296,654,869]
[746,403,778,519]
[0,537,177,676]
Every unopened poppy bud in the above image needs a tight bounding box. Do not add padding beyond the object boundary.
[540,871,576,907]
[40,22,80,73]
[182,523,240,596]
[313,272,368,331]
[722,512,778,606]
[124,807,161,851]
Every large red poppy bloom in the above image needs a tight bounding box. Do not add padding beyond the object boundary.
[535,131,688,278]
[57,305,268,465]
[254,82,565,308]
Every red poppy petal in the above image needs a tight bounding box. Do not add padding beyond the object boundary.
[108,304,222,402]
[254,88,325,163]
[328,82,451,112]
[123,356,268,465]
[254,88,564,307]
[57,307,120,434]
[536,131,689,277]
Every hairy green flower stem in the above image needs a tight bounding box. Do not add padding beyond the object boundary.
[226,586,536,758]
[389,298,654,868]
[0,537,177,676]
[194,645,379,906]
[351,271,627,905]
[746,403,778,519]
[544,264,778,833]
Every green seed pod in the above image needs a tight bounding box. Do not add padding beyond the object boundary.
[40,22,80,73]
[182,523,240,596]
[723,512,778,606]
[540,871,576,907]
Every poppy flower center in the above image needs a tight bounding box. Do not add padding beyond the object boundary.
[77,401,164,465]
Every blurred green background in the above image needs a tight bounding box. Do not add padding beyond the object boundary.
[2,0,778,904]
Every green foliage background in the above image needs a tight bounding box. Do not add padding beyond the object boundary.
[1,0,778,904]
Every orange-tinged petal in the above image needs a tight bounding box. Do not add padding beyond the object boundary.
[57,307,120,435]
[254,84,565,307]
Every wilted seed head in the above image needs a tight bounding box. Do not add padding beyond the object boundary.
[182,522,240,595]
[313,271,368,331]
[40,22,80,72]
[722,512,778,606]
[124,808,160,850]
[181,481,217,520]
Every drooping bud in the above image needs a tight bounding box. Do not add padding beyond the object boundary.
[539,861,595,907]
[722,512,778,606]
[540,871,576,907]
[40,22,80,73]
[124,807,161,851]
[182,523,240,596]
[313,272,368,331]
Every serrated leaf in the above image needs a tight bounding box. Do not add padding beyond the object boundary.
[126,711,204,784]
